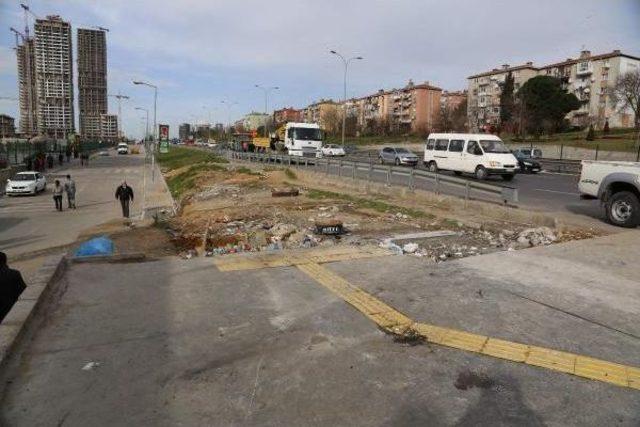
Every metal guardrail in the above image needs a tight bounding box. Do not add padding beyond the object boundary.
[539,158,582,174]
[228,151,518,206]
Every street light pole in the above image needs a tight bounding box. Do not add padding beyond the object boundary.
[221,100,238,137]
[255,85,279,137]
[135,107,149,141]
[109,92,130,141]
[330,50,363,147]
[133,80,158,182]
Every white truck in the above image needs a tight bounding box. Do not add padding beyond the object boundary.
[277,122,324,158]
[578,160,640,228]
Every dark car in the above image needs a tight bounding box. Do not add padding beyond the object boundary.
[512,149,541,174]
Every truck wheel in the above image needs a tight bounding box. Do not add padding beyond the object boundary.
[428,161,438,173]
[475,165,487,180]
[606,191,640,228]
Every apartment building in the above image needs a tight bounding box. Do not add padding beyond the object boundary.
[467,49,640,130]
[242,112,270,131]
[34,15,74,139]
[0,114,16,138]
[100,114,118,141]
[441,90,467,111]
[467,63,538,130]
[302,100,339,129]
[77,28,108,140]
[273,107,302,125]
[179,123,191,140]
[15,38,37,136]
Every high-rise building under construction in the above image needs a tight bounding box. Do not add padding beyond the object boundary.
[33,15,74,139]
[77,28,107,140]
[15,38,37,136]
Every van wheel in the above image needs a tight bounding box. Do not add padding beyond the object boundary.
[475,166,487,180]
[453,171,463,176]
[606,191,640,228]
[502,174,514,182]
[428,161,438,173]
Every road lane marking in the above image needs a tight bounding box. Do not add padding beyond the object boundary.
[533,188,579,196]
[215,248,640,390]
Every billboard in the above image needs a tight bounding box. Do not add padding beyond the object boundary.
[159,124,169,153]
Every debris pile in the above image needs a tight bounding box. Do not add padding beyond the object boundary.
[514,226,557,247]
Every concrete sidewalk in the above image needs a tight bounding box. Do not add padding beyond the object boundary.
[1,232,638,425]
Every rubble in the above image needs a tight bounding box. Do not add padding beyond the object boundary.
[515,227,557,247]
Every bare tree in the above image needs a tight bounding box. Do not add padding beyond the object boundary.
[608,69,640,130]
[321,107,341,136]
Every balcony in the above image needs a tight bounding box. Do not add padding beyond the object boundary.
[576,62,593,76]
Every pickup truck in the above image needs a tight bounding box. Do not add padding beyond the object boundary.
[578,160,640,228]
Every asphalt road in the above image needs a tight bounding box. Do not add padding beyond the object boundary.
[342,149,604,221]
[0,150,151,258]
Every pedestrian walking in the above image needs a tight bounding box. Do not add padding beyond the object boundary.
[52,179,64,211]
[64,174,76,209]
[0,252,27,323]
[66,147,72,163]
[47,153,54,169]
[25,156,32,171]
[115,181,134,218]
[58,152,64,166]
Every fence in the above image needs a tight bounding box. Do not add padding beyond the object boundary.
[0,139,115,166]
[228,151,519,206]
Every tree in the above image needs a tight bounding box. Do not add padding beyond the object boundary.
[435,104,453,132]
[451,98,468,132]
[320,107,341,136]
[517,76,580,136]
[608,69,640,130]
[499,71,515,127]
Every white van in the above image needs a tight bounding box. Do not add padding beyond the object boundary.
[117,143,129,155]
[423,133,518,181]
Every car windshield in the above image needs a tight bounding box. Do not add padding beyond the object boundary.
[395,148,411,154]
[14,173,36,181]
[480,140,510,153]
[293,128,324,140]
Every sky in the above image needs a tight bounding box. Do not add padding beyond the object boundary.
[1,0,639,139]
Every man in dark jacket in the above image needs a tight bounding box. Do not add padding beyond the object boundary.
[115,181,134,218]
[0,252,27,323]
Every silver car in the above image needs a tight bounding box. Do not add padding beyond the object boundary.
[379,147,419,166]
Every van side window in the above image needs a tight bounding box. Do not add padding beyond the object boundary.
[467,141,481,155]
[448,140,464,152]
[435,139,448,151]
[287,128,293,138]
[426,139,435,150]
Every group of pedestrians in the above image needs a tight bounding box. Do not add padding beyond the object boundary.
[52,175,76,212]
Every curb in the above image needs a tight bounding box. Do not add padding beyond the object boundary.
[0,254,68,372]
[70,252,147,264]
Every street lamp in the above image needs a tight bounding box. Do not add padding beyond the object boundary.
[135,107,149,142]
[330,50,363,147]
[221,100,238,136]
[254,85,279,137]
[132,80,157,142]
[133,80,158,182]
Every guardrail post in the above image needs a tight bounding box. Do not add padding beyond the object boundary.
[352,161,356,180]
[386,165,391,186]
[408,168,414,190]
[326,159,330,174]
[368,163,373,181]
[595,144,599,161]
[636,145,640,162]
[464,181,470,208]
[435,173,440,194]
[338,159,342,177]
[559,144,563,160]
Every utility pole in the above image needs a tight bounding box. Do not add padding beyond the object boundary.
[254,85,278,137]
[330,50,363,146]
[221,100,238,137]
[135,107,149,141]
[109,92,130,141]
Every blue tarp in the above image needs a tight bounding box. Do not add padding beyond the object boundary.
[74,236,115,257]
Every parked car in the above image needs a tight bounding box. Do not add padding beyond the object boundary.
[379,147,419,166]
[512,147,543,159]
[117,143,129,154]
[321,144,346,157]
[513,150,541,174]
[578,160,640,228]
[5,171,47,196]
[424,133,518,181]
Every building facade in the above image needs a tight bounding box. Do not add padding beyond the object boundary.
[15,38,37,136]
[77,28,107,140]
[242,112,270,131]
[302,100,339,130]
[441,90,467,111]
[179,123,191,140]
[0,114,16,138]
[467,49,640,130]
[34,15,75,139]
[100,114,118,141]
[273,107,302,125]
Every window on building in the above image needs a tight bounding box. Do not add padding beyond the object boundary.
[578,62,590,72]
[435,139,449,151]
[493,107,499,114]
[448,140,464,152]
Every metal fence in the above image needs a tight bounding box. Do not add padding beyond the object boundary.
[0,139,115,166]
[228,151,519,206]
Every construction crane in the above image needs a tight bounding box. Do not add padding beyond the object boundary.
[19,3,38,37]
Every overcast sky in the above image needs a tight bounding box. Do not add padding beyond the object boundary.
[1,0,639,138]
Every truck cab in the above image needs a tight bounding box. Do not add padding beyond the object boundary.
[283,123,324,158]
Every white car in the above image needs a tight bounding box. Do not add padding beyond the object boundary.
[117,143,129,154]
[5,171,47,196]
[321,144,346,157]
[207,141,217,148]
[424,133,519,181]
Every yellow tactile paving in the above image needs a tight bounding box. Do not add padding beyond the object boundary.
[214,247,640,391]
